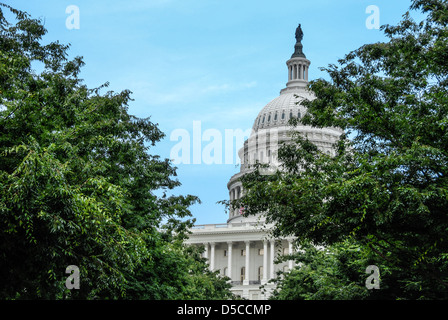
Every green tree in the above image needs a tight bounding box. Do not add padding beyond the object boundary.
[0,4,234,300]
[266,240,373,300]
[236,0,448,299]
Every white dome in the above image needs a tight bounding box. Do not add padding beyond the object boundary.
[252,89,314,132]
[226,26,343,224]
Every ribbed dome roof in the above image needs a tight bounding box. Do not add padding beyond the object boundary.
[252,89,313,131]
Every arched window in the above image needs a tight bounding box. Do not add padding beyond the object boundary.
[267,114,271,122]
[262,115,265,123]
[281,111,285,120]
[274,112,278,121]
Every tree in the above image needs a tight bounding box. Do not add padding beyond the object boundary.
[266,240,375,300]
[236,0,448,299]
[0,4,234,299]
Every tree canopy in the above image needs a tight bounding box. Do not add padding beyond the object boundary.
[237,0,448,300]
[0,3,234,300]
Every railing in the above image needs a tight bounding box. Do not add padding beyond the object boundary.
[230,280,261,286]
[191,221,267,230]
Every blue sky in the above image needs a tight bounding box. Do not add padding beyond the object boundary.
[5,0,421,225]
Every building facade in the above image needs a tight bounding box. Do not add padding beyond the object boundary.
[185,24,343,300]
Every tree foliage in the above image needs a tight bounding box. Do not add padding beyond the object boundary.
[237,0,448,299]
[0,3,234,299]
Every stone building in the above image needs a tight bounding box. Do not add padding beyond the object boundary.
[185,24,343,299]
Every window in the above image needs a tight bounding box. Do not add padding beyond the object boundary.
[289,111,293,119]
[241,249,246,256]
[274,112,278,121]
[298,111,301,118]
[224,249,227,257]
[241,267,245,282]
[281,111,285,120]
[258,266,263,281]
[258,248,264,256]
[267,114,271,122]
[262,115,265,123]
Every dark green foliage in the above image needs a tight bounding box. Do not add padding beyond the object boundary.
[0,3,234,299]
[236,0,448,299]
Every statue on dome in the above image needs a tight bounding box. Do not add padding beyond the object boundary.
[295,24,303,43]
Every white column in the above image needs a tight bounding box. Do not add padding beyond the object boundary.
[244,241,250,285]
[262,240,268,284]
[203,243,209,260]
[227,241,233,281]
[288,239,294,270]
[210,242,215,271]
[270,240,275,279]
[231,189,235,216]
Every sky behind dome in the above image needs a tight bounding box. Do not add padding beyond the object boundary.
[5,0,423,224]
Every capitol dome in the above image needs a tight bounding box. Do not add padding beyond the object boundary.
[252,91,313,132]
[227,24,344,224]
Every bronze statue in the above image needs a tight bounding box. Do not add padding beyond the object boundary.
[295,24,303,43]
[291,23,306,58]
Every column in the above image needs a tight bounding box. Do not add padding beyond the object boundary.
[231,189,235,216]
[227,241,233,281]
[244,241,250,285]
[262,240,268,284]
[288,239,294,270]
[210,242,215,271]
[270,240,275,279]
[203,242,209,260]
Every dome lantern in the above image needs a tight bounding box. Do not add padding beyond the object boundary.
[282,23,311,93]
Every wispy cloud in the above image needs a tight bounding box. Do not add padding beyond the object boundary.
[128,78,258,106]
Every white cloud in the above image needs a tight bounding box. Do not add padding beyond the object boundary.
[127,78,258,107]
